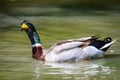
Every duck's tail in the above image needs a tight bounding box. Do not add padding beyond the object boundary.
[100,38,116,52]
[89,37,116,52]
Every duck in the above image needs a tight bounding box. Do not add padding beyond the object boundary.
[21,20,116,62]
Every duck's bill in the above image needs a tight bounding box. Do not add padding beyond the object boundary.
[21,23,29,31]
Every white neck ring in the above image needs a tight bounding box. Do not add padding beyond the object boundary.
[32,43,42,47]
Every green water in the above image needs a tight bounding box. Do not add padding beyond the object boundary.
[0,6,120,80]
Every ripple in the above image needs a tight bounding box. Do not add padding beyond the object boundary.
[32,59,116,80]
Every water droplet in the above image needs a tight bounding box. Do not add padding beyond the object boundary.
[110,50,114,53]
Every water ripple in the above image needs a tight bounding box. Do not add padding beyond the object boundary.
[32,59,116,80]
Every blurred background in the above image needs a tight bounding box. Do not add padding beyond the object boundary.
[0,0,120,46]
[0,0,120,15]
[0,0,120,80]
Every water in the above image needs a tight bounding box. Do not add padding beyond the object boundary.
[0,5,120,80]
[1,57,119,80]
[33,59,119,80]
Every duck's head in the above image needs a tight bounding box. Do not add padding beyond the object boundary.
[21,20,36,33]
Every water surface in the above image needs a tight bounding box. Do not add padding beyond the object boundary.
[0,6,120,80]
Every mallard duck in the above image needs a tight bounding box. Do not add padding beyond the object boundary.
[21,20,116,62]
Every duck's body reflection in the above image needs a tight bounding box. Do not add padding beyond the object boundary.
[33,59,115,80]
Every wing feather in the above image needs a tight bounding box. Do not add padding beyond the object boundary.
[47,35,100,53]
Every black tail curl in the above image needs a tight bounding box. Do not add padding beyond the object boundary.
[103,37,112,43]
[89,37,112,51]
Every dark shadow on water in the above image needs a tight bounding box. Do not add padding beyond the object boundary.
[104,54,120,58]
